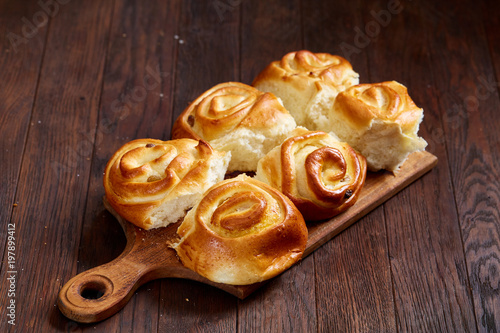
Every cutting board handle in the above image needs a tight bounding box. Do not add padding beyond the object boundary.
[57,215,173,324]
[57,250,151,323]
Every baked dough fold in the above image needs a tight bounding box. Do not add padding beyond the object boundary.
[172,82,296,172]
[104,138,230,229]
[172,175,308,285]
[256,128,366,221]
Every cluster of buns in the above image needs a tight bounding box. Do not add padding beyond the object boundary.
[254,50,427,172]
[253,50,359,131]
[103,50,428,286]
[104,138,309,285]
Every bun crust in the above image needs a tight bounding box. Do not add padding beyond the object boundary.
[172,175,308,285]
[256,128,367,221]
[104,138,230,230]
[253,50,359,130]
[330,81,428,171]
[333,81,423,133]
[172,82,296,172]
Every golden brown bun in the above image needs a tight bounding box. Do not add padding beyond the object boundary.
[329,81,427,171]
[103,138,230,230]
[252,50,359,130]
[171,82,296,172]
[171,174,308,285]
[255,128,367,221]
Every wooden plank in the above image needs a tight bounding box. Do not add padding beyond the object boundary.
[363,0,478,331]
[314,207,395,332]
[69,0,181,331]
[238,1,317,332]
[0,0,48,285]
[238,256,316,333]
[306,152,437,254]
[483,0,500,67]
[162,0,241,331]
[422,1,500,331]
[170,0,241,125]
[239,0,303,85]
[481,0,500,170]
[301,0,397,331]
[0,0,114,331]
[481,9,500,330]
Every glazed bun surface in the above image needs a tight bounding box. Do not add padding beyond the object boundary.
[172,175,308,285]
[104,138,230,230]
[256,128,367,221]
[329,81,427,171]
[172,82,296,172]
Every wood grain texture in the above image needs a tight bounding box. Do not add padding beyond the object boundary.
[482,0,500,171]
[0,0,47,284]
[480,6,500,330]
[240,0,302,84]
[71,0,181,331]
[420,0,500,331]
[302,0,396,331]
[162,0,241,331]
[237,256,316,333]
[0,1,114,332]
[239,1,317,332]
[362,1,478,331]
[314,207,396,332]
[170,0,241,124]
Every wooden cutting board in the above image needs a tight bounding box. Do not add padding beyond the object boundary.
[58,151,437,323]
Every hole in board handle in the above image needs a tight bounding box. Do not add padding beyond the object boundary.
[80,281,107,300]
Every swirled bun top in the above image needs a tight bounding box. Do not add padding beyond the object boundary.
[171,174,308,285]
[329,81,428,171]
[253,50,359,130]
[104,138,230,230]
[171,82,296,172]
[255,127,367,221]
[332,81,423,133]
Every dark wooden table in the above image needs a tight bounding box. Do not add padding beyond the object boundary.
[1,0,499,332]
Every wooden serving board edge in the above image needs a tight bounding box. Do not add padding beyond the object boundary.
[303,151,438,257]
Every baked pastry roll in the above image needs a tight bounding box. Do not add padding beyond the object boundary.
[329,81,428,171]
[252,50,359,130]
[255,128,366,221]
[104,138,230,230]
[171,82,297,172]
[171,174,308,285]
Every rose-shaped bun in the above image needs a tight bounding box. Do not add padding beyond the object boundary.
[104,138,230,230]
[171,174,308,285]
[255,128,367,221]
[252,50,359,130]
[329,81,428,171]
[171,82,296,172]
